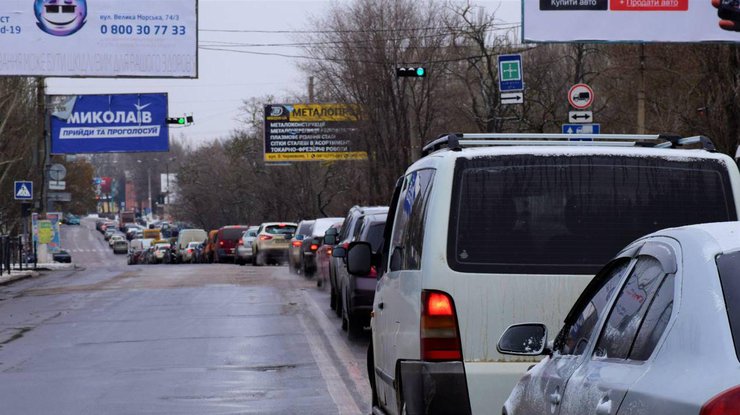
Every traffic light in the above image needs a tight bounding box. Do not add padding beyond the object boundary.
[396,66,426,77]
[167,115,194,125]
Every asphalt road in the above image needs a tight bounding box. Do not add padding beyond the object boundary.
[0,218,371,414]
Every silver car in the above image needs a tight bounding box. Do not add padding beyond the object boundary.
[497,221,740,415]
[234,226,259,265]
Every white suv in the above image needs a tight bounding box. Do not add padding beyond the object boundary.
[252,222,297,266]
[346,133,740,415]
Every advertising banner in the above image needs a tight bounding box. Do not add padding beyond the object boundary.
[45,212,62,253]
[50,93,169,154]
[0,0,197,77]
[524,1,740,42]
[263,104,368,162]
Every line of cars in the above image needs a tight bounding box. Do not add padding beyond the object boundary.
[327,133,740,415]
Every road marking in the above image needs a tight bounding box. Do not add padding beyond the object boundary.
[297,300,362,415]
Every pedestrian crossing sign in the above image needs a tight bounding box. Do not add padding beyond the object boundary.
[14,181,33,200]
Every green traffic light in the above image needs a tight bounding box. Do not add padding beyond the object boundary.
[416,67,425,76]
[178,117,186,125]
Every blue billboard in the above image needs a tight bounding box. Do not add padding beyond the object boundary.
[50,93,169,154]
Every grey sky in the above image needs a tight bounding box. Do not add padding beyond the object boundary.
[46,0,521,148]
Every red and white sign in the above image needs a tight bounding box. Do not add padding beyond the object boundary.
[568,84,595,110]
[610,0,688,11]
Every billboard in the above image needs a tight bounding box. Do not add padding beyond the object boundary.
[524,1,740,42]
[263,104,367,162]
[0,0,197,77]
[50,93,169,154]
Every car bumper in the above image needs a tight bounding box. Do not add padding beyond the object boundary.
[399,361,472,415]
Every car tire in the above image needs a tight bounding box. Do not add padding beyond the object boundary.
[254,249,264,266]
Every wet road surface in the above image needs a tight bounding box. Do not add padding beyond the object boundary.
[0,218,371,414]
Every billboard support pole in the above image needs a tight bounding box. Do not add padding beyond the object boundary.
[637,44,646,135]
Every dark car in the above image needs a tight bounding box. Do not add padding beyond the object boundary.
[288,220,315,274]
[299,217,343,277]
[316,222,343,288]
[214,225,249,263]
[329,206,388,317]
[333,212,386,337]
[52,250,72,263]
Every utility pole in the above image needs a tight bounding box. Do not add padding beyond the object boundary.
[35,77,46,212]
[637,44,646,134]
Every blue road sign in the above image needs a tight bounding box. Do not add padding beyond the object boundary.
[50,93,169,154]
[498,54,524,92]
[562,123,601,135]
[14,181,33,200]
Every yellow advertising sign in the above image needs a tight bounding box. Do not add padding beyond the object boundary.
[38,220,53,244]
[287,104,360,122]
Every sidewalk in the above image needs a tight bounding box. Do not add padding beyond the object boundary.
[0,263,75,286]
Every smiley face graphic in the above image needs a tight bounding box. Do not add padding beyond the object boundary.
[34,0,87,36]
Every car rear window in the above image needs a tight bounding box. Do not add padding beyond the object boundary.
[716,251,740,362]
[365,222,386,252]
[449,154,737,275]
[266,225,297,235]
[220,228,248,240]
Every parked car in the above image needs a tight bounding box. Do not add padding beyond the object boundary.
[329,206,389,317]
[52,250,71,263]
[174,229,208,263]
[334,213,386,337]
[234,226,259,265]
[203,230,219,263]
[316,222,343,288]
[251,222,297,266]
[112,240,129,255]
[214,225,250,263]
[298,217,344,277]
[288,220,315,274]
[149,242,172,264]
[498,221,740,415]
[345,133,740,415]
[182,241,201,263]
[66,215,80,225]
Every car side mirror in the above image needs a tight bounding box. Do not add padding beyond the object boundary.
[332,246,346,258]
[497,323,548,356]
[347,241,372,276]
[324,234,337,245]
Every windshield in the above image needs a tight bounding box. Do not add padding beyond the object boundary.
[220,228,248,240]
[449,155,737,275]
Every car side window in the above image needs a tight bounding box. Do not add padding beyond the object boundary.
[628,274,675,361]
[594,256,667,360]
[352,217,365,242]
[389,169,435,271]
[556,259,630,356]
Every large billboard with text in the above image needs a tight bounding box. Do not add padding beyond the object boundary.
[263,104,367,162]
[524,1,740,43]
[50,93,169,154]
[0,1,197,77]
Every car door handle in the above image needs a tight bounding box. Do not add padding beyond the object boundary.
[377,302,384,310]
[595,396,611,415]
[549,392,561,405]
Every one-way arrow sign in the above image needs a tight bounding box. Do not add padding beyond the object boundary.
[501,92,524,105]
[569,110,593,123]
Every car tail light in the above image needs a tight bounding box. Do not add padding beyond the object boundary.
[310,243,319,251]
[292,241,302,247]
[219,241,224,247]
[369,266,377,278]
[327,247,333,256]
[187,248,193,254]
[701,386,740,415]
[421,290,463,361]
[238,238,243,245]
[259,235,272,241]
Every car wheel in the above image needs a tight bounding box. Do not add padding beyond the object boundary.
[254,249,263,266]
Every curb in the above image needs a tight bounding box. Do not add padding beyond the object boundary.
[0,271,39,286]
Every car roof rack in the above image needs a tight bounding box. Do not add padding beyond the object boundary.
[421,133,716,157]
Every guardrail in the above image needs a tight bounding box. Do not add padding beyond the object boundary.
[0,236,35,276]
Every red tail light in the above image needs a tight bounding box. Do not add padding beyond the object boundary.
[219,240,224,247]
[369,266,377,278]
[238,238,243,245]
[292,240,302,247]
[701,386,740,415]
[327,247,333,256]
[259,235,272,241]
[421,290,462,361]
[187,248,193,254]
[310,244,319,251]
[342,242,349,249]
